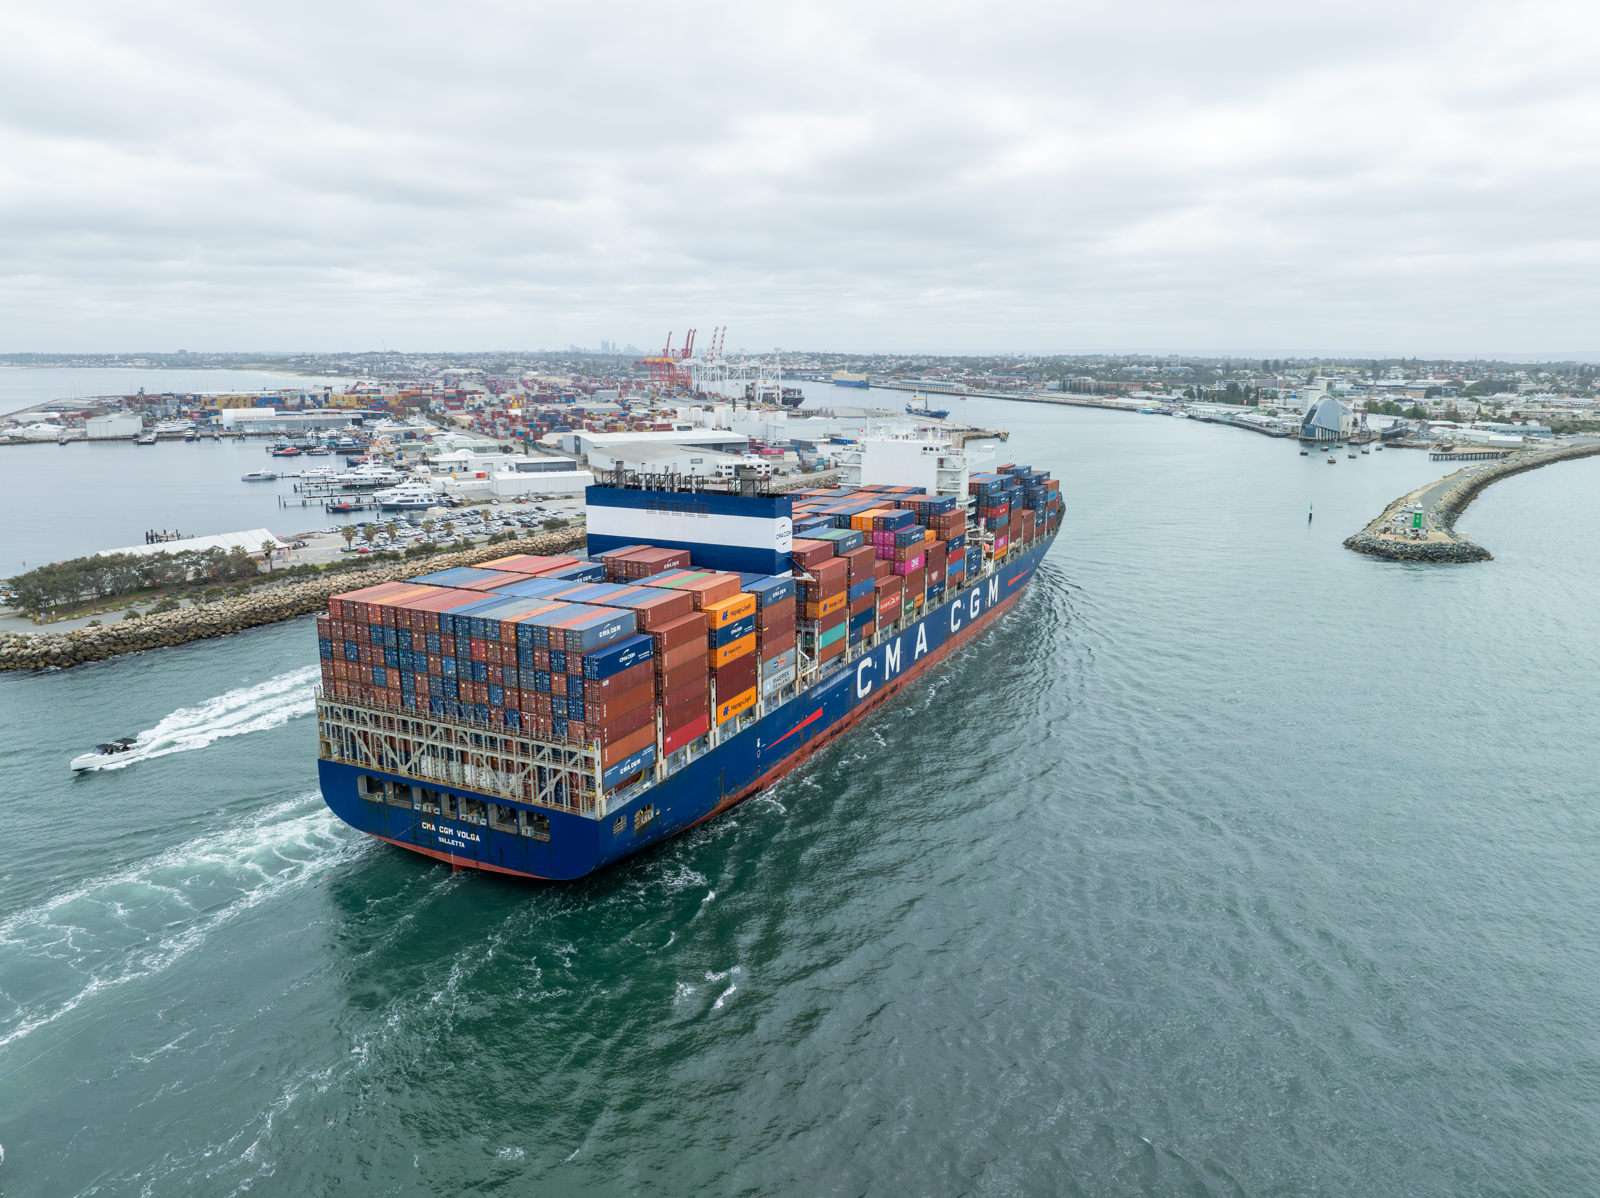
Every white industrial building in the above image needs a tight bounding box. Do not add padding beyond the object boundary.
[1299,396,1356,443]
[552,428,750,461]
[430,453,595,500]
[219,408,373,433]
[583,439,751,480]
[85,412,144,440]
[97,528,288,559]
[836,435,977,497]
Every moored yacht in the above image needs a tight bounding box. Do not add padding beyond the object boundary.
[374,481,442,511]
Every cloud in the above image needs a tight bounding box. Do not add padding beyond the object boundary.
[2,0,1598,354]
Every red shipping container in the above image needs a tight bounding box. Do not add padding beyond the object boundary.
[712,654,757,697]
[601,724,655,768]
[582,660,653,698]
[790,539,834,568]
[476,553,580,575]
[650,611,708,650]
[755,595,795,627]
[844,545,876,582]
[657,658,708,695]
[598,585,695,631]
[656,640,705,675]
[757,627,796,657]
[584,680,654,721]
[660,691,708,730]
[597,544,651,579]
[593,701,654,742]
[662,712,711,756]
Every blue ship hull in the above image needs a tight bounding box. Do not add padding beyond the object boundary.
[831,379,871,388]
[319,534,1055,880]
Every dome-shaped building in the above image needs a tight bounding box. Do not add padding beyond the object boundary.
[1299,396,1354,444]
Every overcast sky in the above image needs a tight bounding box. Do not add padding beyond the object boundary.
[3,0,1597,356]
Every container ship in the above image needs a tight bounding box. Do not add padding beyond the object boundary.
[314,463,1063,880]
[831,370,871,388]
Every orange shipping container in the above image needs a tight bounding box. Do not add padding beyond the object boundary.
[702,592,756,629]
[708,633,756,668]
[715,686,757,725]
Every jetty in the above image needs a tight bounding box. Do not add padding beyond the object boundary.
[1344,439,1600,563]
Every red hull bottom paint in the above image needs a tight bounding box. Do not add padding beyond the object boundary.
[374,834,558,880]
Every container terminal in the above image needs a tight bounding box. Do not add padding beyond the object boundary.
[314,456,1063,879]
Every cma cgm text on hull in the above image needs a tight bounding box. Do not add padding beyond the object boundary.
[315,462,1063,879]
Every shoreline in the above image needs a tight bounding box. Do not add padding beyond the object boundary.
[1344,440,1600,563]
[0,365,348,420]
[0,528,585,671]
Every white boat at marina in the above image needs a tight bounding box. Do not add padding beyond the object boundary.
[373,481,443,511]
[241,470,279,482]
[341,463,404,488]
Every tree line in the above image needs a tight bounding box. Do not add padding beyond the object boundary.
[2,546,262,615]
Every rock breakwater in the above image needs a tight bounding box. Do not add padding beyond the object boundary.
[1345,440,1600,563]
[0,530,585,671]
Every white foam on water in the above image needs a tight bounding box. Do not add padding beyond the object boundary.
[78,665,320,772]
[0,794,361,1053]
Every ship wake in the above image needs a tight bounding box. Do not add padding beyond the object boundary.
[80,665,320,771]
[0,794,361,1053]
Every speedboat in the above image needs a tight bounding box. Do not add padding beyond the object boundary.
[241,470,278,482]
[70,737,138,772]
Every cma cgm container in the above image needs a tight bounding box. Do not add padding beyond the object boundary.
[316,471,1062,880]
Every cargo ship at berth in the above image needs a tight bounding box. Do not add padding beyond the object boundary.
[315,461,1063,880]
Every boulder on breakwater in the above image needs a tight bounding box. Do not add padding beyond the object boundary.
[0,529,586,672]
[1342,532,1492,563]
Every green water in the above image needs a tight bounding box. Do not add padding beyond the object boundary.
[3,404,1599,1195]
